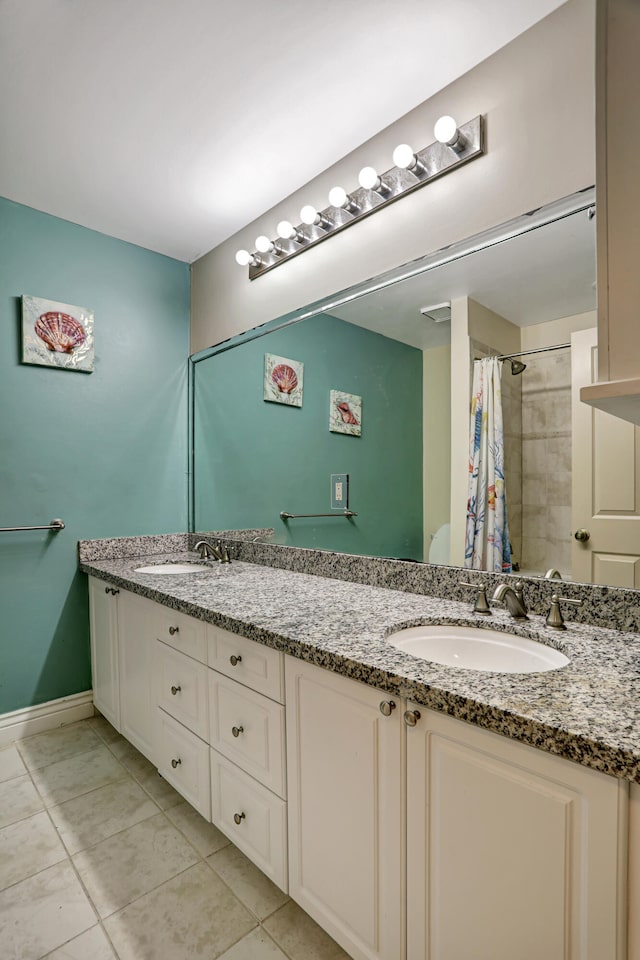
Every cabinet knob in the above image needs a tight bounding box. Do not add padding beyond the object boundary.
[171,758,181,769]
[104,587,119,596]
[230,655,242,666]
[403,710,421,727]
[233,811,246,825]
[169,626,179,636]
[170,685,181,696]
[232,725,244,738]
[379,700,396,717]
[574,528,590,542]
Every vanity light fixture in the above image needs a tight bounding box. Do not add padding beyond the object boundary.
[236,113,485,279]
[328,186,359,214]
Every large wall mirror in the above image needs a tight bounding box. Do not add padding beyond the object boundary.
[189,187,640,589]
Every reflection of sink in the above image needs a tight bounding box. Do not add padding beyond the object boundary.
[387,624,569,674]
[134,563,212,575]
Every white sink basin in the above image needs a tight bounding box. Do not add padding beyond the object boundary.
[387,624,569,674]
[134,563,212,575]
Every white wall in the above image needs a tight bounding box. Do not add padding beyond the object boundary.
[191,0,595,354]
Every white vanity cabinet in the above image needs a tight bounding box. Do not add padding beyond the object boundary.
[208,624,288,892]
[285,656,628,960]
[405,703,626,960]
[285,657,404,960]
[88,576,121,730]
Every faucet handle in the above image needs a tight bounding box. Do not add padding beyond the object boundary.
[546,594,583,630]
[458,581,491,615]
[513,580,527,614]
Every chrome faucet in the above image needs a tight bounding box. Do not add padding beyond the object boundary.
[491,583,528,620]
[194,539,231,563]
[544,568,563,580]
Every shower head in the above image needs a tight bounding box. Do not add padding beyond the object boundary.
[509,359,527,376]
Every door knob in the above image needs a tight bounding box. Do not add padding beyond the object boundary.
[233,812,246,825]
[379,701,396,717]
[231,725,244,738]
[230,655,242,666]
[403,710,421,727]
[574,529,590,542]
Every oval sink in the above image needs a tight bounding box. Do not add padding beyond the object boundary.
[387,624,569,674]
[134,563,212,575]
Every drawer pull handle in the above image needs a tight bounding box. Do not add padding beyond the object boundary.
[104,587,119,596]
[170,685,181,696]
[171,758,181,769]
[233,811,246,825]
[230,655,242,666]
[232,725,244,738]
[169,626,179,636]
[379,700,396,717]
[403,710,421,727]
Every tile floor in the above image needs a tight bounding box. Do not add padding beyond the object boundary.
[0,716,350,960]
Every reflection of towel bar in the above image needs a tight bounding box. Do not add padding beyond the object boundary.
[280,510,357,520]
[0,519,65,533]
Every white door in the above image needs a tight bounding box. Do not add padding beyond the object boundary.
[88,576,120,730]
[117,590,158,764]
[406,704,625,960]
[572,327,640,586]
[285,657,404,960]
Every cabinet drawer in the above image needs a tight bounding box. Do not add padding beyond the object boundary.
[209,671,286,798]
[156,641,209,739]
[154,606,207,665]
[207,624,284,703]
[157,710,210,820]
[210,749,288,893]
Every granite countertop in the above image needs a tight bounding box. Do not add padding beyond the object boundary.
[79,551,640,784]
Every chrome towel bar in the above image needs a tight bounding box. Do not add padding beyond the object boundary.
[280,510,357,520]
[0,519,65,533]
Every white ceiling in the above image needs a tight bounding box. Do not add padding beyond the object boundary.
[0,0,564,263]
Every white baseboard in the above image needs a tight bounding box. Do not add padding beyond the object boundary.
[0,691,94,748]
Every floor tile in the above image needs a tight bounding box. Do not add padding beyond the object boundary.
[0,860,96,960]
[135,768,184,810]
[0,810,66,890]
[0,744,27,783]
[88,714,123,745]
[104,861,257,960]
[29,745,128,806]
[43,925,117,959]
[108,738,156,778]
[263,901,351,960]
[72,812,198,917]
[208,845,289,920]
[49,778,159,854]
[166,800,230,857]
[218,928,290,960]
[18,723,101,771]
[0,773,44,828]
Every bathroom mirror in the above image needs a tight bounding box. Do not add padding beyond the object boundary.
[190,187,636,585]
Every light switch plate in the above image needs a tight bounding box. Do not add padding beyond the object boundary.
[331,473,349,509]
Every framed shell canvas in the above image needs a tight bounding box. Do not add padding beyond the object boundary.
[22,295,94,372]
[330,390,362,436]
[264,353,304,407]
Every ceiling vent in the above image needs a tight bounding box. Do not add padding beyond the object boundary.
[419,301,451,323]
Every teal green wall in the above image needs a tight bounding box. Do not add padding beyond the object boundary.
[0,197,190,714]
[194,313,423,559]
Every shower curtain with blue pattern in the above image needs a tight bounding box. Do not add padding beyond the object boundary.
[464,357,512,573]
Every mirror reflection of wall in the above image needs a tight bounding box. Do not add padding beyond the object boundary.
[192,192,602,581]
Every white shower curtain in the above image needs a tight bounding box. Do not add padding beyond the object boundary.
[464,357,512,573]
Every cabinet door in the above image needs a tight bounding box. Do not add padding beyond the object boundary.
[88,577,120,730]
[117,590,158,764]
[285,657,404,960]
[406,705,627,960]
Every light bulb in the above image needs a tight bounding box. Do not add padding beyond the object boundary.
[358,166,379,190]
[329,186,347,208]
[434,115,463,150]
[255,235,274,254]
[393,143,417,169]
[300,204,322,226]
[235,249,252,266]
[277,220,295,239]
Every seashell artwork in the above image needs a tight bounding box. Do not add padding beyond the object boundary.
[22,295,94,372]
[264,353,304,406]
[330,390,362,436]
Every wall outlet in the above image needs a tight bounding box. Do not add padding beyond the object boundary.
[331,473,349,510]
